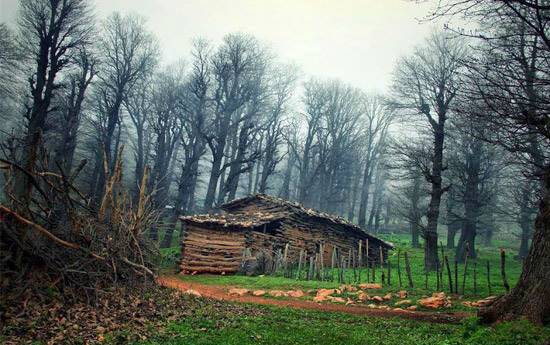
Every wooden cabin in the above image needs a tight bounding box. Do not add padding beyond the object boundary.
[179,194,393,274]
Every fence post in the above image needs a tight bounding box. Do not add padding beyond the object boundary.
[500,248,510,292]
[473,260,478,294]
[404,251,413,288]
[454,257,458,294]
[445,255,453,293]
[296,249,304,280]
[387,257,391,287]
[461,244,470,295]
[486,260,492,295]
[397,249,402,289]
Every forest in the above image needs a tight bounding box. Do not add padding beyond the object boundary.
[0,0,549,344]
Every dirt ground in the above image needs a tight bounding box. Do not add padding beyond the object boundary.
[158,275,470,324]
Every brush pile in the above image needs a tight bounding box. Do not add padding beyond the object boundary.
[0,146,159,305]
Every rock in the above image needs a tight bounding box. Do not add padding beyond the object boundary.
[418,292,451,309]
[184,289,202,298]
[407,305,417,311]
[228,288,249,297]
[393,308,404,312]
[378,305,391,310]
[371,295,384,303]
[345,298,354,305]
[394,299,412,307]
[357,292,370,302]
[329,296,346,303]
[287,290,305,298]
[221,271,226,275]
[398,290,408,299]
[316,289,337,298]
[339,284,358,292]
[269,290,287,297]
[358,283,382,290]
[313,295,327,303]
[252,290,266,297]
[383,293,393,301]
[367,304,377,309]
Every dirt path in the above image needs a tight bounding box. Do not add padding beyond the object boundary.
[158,275,470,324]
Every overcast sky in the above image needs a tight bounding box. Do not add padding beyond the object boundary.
[0,0,438,92]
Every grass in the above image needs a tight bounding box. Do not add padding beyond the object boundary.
[122,232,549,345]
[122,302,549,345]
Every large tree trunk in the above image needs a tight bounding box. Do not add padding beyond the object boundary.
[204,150,223,210]
[411,217,421,248]
[447,221,460,249]
[479,167,550,325]
[424,127,445,271]
[357,163,373,228]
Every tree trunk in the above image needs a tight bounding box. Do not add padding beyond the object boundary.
[479,167,550,325]
[424,126,445,271]
[447,222,460,249]
[411,219,421,248]
[358,163,373,228]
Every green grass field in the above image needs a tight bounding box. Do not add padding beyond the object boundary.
[118,302,548,345]
[144,231,549,345]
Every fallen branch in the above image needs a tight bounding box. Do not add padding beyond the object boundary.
[0,204,105,261]
[122,257,156,278]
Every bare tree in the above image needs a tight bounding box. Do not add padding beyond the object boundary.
[13,0,94,208]
[51,49,97,175]
[148,63,186,241]
[357,94,393,227]
[391,30,467,270]
[202,33,266,210]
[89,13,157,203]
[124,77,154,200]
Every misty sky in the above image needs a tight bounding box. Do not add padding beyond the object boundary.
[0,0,437,92]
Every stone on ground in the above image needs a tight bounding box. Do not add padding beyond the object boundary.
[183,289,202,297]
[358,283,382,290]
[418,292,451,309]
[252,290,266,297]
[228,288,249,297]
[287,290,305,298]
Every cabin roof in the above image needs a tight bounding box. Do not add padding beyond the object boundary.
[219,194,393,248]
[179,211,284,229]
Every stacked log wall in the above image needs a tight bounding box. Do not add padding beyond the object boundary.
[180,225,246,274]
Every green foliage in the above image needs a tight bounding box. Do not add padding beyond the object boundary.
[160,247,180,269]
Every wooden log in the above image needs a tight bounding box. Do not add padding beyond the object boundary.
[500,248,510,292]
[404,251,413,288]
